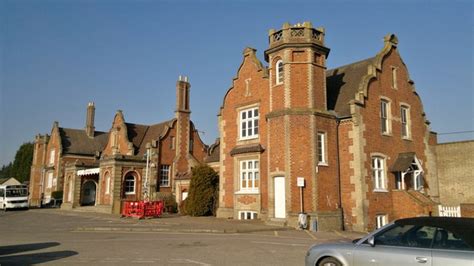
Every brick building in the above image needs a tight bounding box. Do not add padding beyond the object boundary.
[215,22,439,232]
[29,76,208,214]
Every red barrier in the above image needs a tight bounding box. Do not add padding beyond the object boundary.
[121,200,164,219]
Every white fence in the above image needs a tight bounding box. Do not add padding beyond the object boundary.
[438,205,461,217]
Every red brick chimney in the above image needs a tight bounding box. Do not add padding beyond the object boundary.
[85,102,95,138]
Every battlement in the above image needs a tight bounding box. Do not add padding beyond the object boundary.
[268,22,325,48]
[265,22,329,62]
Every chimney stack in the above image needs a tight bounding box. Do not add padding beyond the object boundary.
[85,102,95,138]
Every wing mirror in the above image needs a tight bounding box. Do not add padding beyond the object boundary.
[367,236,375,247]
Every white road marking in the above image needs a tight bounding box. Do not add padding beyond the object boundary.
[252,241,308,247]
[170,258,211,265]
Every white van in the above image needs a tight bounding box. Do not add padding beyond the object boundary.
[0,184,29,211]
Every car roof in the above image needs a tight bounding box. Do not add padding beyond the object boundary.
[395,217,474,248]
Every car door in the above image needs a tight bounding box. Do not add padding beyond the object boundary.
[353,224,435,266]
[431,228,474,266]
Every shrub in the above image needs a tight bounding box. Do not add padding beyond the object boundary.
[51,191,63,200]
[157,193,177,213]
[185,164,219,216]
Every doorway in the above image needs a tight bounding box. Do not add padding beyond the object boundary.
[81,180,97,206]
[274,176,286,218]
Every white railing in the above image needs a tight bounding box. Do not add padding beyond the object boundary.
[438,205,461,217]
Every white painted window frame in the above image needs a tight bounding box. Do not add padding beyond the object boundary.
[372,156,387,191]
[380,99,391,135]
[239,159,259,193]
[159,165,170,187]
[124,175,135,195]
[239,107,259,140]
[401,105,410,139]
[317,132,327,165]
[376,214,388,229]
[238,211,258,220]
[276,60,284,85]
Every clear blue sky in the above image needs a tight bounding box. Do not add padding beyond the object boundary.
[1,0,473,166]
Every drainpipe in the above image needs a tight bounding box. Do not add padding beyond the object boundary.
[336,118,344,230]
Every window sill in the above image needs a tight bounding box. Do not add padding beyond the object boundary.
[238,136,259,142]
[402,137,412,141]
[381,133,392,137]
[373,189,388,193]
[235,190,259,195]
[318,162,328,167]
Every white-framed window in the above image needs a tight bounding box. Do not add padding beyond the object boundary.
[414,170,424,191]
[391,67,398,89]
[276,60,284,85]
[401,106,410,139]
[49,149,55,165]
[105,174,111,194]
[317,132,327,165]
[372,156,387,191]
[376,214,388,229]
[160,165,170,187]
[380,99,391,134]
[124,175,135,195]
[239,107,259,140]
[47,172,53,188]
[239,211,258,220]
[240,160,259,192]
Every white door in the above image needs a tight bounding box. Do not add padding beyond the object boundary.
[274,177,286,218]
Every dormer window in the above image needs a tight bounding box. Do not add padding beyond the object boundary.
[276,60,284,85]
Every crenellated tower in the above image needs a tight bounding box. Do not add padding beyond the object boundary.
[264,22,340,228]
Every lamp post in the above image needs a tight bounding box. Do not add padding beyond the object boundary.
[143,144,151,202]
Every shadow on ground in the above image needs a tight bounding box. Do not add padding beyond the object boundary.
[0,242,77,265]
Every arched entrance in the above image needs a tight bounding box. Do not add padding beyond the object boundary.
[81,180,97,206]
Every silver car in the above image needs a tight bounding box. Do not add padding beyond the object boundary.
[305,217,474,266]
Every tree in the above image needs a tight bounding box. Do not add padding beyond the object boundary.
[185,164,219,216]
[0,163,13,179]
[10,142,34,183]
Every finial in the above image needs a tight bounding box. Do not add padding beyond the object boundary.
[384,34,399,46]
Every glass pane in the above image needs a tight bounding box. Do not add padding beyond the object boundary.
[248,161,253,168]
[254,109,258,117]
[242,112,246,119]
[247,110,252,118]
[254,161,259,169]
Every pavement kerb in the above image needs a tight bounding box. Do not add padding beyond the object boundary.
[74,226,291,234]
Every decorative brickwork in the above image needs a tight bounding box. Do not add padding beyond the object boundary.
[216,22,438,231]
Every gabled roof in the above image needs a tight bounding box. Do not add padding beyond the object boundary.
[125,119,175,156]
[59,128,109,156]
[326,57,376,117]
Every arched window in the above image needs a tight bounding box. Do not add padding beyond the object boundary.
[276,60,283,85]
[124,174,135,195]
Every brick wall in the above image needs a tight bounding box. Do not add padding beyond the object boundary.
[437,141,474,205]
